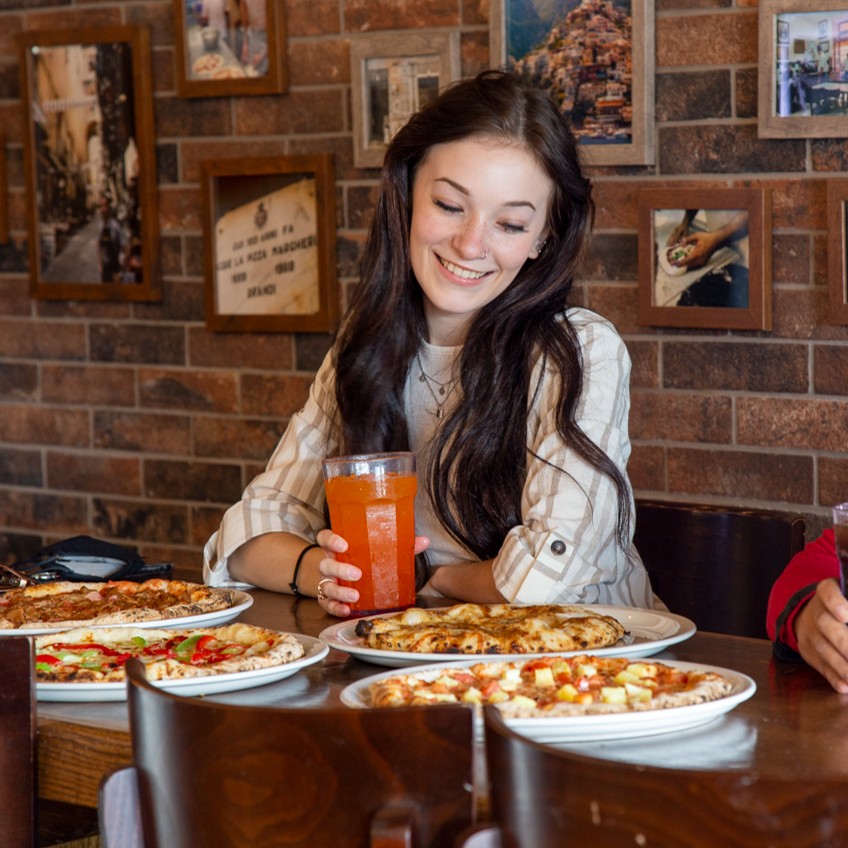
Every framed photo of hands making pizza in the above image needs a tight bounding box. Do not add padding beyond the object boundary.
[637,187,773,331]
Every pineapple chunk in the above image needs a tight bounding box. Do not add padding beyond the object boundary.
[534,666,556,687]
[625,662,658,679]
[435,675,460,688]
[555,683,579,702]
[600,686,627,704]
[486,690,510,704]
[613,669,640,685]
[551,660,571,677]
[576,663,597,678]
[508,695,538,710]
[461,686,483,705]
[624,682,653,703]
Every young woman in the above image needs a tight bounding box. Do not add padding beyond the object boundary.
[204,70,655,616]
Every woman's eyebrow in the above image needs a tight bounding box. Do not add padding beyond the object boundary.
[435,177,537,211]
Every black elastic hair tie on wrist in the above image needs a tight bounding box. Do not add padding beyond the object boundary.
[289,543,320,596]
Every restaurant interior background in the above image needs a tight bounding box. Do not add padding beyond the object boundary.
[0,0,846,575]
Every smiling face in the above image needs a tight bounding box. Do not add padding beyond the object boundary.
[409,135,554,345]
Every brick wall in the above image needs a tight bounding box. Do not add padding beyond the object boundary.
[0,0,844,575]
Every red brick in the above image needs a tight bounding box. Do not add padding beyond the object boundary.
[820,458,848,507]
[233,89,346,136]
[188,328,295,370]
[42,365,136,406]
[193,416,284,461]
[191,505,228,547]
[47,452,141,496]
[0,490,88,534]
[657,12,757,68]
[772,234,811,286]
[737,397,848,452]
[815,346,848,395]
[0,405,89,447]
[288,39,349,86]
[240,373,313,417]
[181,140,289,183]
[92,498,189,544]
[284,0,341,36]
[630,393,732,443]
[628,446,666,492]
[158,186,204,231]
[625,341,658,390]
[344,0,459,31]
[143,460,243,503]
[94,411,192,455]
[0,319,85,360]
[139,368,238,414]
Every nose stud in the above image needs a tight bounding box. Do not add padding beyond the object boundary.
[479,249,488,260]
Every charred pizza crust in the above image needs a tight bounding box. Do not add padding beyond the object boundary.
[0,579,240,630]
[367,655,734,717]
[354,603,627,654]
[34,623,305,683]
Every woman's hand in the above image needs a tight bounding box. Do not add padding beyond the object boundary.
[795,578,848,693]
[315,531,431,618]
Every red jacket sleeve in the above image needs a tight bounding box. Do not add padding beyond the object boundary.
[766,528,838,654]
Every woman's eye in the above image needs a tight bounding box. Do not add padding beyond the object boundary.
[501,222,528,234]
[434,199,462,214]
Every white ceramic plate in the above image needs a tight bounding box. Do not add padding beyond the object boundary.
[0,590,254,637]
[340,658,756,743]
[36,634,328,702]
[319,605,696,668]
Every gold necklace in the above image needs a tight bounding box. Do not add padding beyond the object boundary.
[416,351,458,420]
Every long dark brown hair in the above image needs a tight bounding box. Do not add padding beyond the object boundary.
[333,70,631,559]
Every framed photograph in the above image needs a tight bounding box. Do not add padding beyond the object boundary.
[759,0,848,138]
[490,0,655,167]
[201,154,339,333]
[350,31,460,169]
[173,0,287,98]
[826,179,848,323]
[19,26,160,301]
[637,188,772,331]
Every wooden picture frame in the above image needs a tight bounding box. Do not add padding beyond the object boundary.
[201,154,339,333]
[490,0,655,167]
[827,179,848,323]
[637,188,772,331]
[350,31,460,169]
[173,0,287,98]
[758,0,848,138]
[19,25,160,302]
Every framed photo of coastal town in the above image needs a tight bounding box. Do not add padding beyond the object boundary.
[173,0,287,98]
[826,180,848,323]
[637,188,772,330]
[201,154,339,333]
[490,0,655,166]
[758,0,848,137]
[19,25,160,302]
[350,31,461,169]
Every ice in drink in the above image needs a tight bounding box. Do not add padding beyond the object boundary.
[322,453,417,616]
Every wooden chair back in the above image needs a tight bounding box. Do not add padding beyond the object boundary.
[481,705,848,848]
[633,499,806,638]
[99,765,144,848]
[0,636,36,848]
[122,659,475,848]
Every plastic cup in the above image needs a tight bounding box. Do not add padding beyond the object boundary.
[834,502,848,595]
[322,452,417,616]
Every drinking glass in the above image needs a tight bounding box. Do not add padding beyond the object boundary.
[834,502,848,595]
[322,452,417,616]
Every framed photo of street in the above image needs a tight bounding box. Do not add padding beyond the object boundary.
[637,187,772,331]
[490,0,655,166]
[350,31,460,169]
[758,0,848,137]
[827,179,848,323]
[201,154,339,333]
[173,0,287,98]
[19,25,160,301]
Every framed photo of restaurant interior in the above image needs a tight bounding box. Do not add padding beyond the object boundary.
[201,154,339,333]
[172,0,287,98]
[18,25,161,302]
[350,31,461,169]
[758,0,848,137]
[489,0,655,166]
[637,188,772,331]
[826,180,848,323]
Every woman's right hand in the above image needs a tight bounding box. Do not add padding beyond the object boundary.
[795,578,848,693]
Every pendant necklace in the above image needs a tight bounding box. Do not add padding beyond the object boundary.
[416,351,458,420]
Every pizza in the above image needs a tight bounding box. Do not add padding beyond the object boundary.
[366,655,735,717]
[34,623,304,683]
[192,53,224,75]
[353,603,627,655]
[0,579,241,630]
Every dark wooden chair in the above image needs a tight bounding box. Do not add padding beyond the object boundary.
[475,705,848,848]
[0,636,36,848]
[99,659,475,848]
[633,499,806,639]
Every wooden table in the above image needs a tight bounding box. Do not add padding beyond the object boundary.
[35,589,848,809]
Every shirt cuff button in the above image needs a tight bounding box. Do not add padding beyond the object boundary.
[550,540,566,555]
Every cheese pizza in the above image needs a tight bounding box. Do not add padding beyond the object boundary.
[366,655,735,717]
[353,603,627,655]
[34,623,304,683]
[0,579,241,630]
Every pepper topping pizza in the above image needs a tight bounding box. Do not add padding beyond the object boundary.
[34,623,304,683]
[354,603,628,654]
[0,579,241,630]
[367,655,735,717]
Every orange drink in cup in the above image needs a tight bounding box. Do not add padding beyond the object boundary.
[322,452,417,616]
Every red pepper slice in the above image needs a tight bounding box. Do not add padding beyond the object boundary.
[35,653,62,665]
